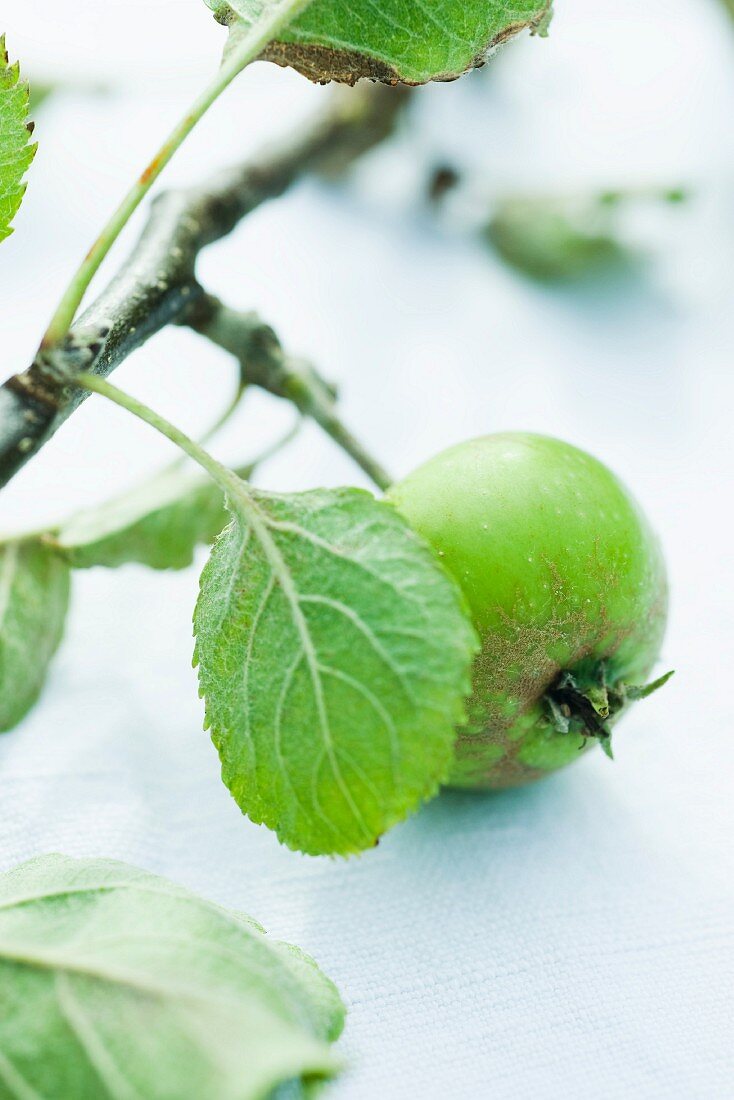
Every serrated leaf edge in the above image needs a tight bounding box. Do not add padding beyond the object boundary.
[194,486,478,857]
[0,35,38,242]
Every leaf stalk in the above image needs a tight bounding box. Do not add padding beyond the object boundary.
[41,0,315,348]
[190,299,392,491]
[73,374,245,504]
[0,83,407,490]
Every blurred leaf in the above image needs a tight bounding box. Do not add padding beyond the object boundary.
[0,540,70,732]
[207,0,553,85]
[485,188,689,283]
[0,853,345,1099]
[50,414,299,571]
[28,77,112,113]
[486,196,632,283]
[52,464,236,571]
[29,81,55,111]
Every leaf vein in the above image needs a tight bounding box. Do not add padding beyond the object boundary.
[265,517,427,608]
[300,593,415,705]
[55,972,143,1100]
[272,647,340,838]
[316,662,400,785]
[0,1049,44,1100]
[240,503,373,843]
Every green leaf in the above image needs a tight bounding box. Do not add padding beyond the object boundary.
[194,486,477,856]
[207,0,553,86]
[0,853,345,1099]
[51,463,236,571]
[0,540,70,733]
[0,37,36,243]
[486,195,632,283]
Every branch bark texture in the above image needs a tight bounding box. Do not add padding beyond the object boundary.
[0,83,408,489]
[190,296,392,489]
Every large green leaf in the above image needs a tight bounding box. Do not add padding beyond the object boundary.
[0,540,70,733]
[0,854,345,1099]
[207,0,553,85]
[51,464,234,571]
[0,37,36,243]
[194,485,478,856]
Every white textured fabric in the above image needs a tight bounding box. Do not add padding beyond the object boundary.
[1,1,733,1097]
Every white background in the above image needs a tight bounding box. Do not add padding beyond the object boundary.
[1,1,733,1096]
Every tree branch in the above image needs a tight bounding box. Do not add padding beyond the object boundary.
[0,82,409,490]
[189,295,392,490]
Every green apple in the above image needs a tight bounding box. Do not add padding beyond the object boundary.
[389,433,669,788]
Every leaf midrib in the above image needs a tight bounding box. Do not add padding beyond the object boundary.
[231,490,373,844]
[0,937,281,1013]
[0,877,327,1024]
[55,971,143,1100]
[0,881,190,912]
